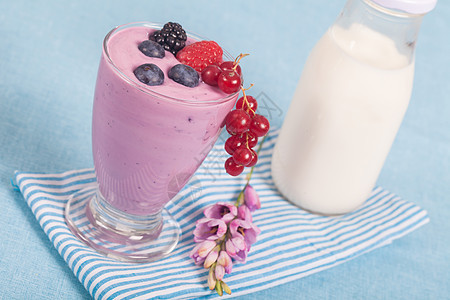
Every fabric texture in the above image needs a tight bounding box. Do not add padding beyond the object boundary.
[14,131,429,300]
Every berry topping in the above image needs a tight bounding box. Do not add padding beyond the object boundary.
[220,61,242,76]
[218,70,241,94]
[201,65,222,86]
[149,22,187,55]
[225,110,251,135]
[138,40,165,58]
[246,150,258,167]
[232,147,253,167]
[222,84,270,176]
[176,41,223,72]
[225,157,244,176]
[168,64,199,88]
[133,63,164,86]
[220,53,248,76]
[236,95,258,116]
[225,135,244,155]
[240,131,258,148]
[249,114,270,137]
[202,53,247,95]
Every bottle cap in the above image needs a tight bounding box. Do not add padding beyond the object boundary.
[371,0,437,14]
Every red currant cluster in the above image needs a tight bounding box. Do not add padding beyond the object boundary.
[223,88,270,176]
[201,53,269,176]
[201,54,247,94]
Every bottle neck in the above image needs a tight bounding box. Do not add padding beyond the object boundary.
[332,0,423,67]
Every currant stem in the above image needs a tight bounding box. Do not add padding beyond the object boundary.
[241,84,254,93]
[245,132,250,149]
[240,85,256,115]
[244,134,267,184]
[233,53,249,71]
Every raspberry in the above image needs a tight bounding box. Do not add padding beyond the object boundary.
[176,41,223,72]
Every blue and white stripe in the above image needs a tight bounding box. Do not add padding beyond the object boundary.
[14,131,429,299]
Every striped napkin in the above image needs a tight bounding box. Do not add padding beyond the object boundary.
[14,131,429,299]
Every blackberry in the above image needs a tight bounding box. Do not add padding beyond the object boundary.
[149,22,187,55]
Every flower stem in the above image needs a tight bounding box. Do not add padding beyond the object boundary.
[235,134,268,206]
[244,134,267,186]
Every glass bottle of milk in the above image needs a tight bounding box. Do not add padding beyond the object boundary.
[271,0,436,215]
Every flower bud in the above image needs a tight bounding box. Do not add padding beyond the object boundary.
[225,239,237,256]
[221,281,232,295]
[229,234,246,251]
[203,246,219,268]
[217,251,233,274]
[215,279,223,296]
[215,264,225,280]
[190,240,216,265]
[208,265,216,290]
[237,205,252,222]
[244,185,261,211]
[197,240,216,258]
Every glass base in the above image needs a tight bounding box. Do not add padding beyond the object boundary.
[64,185,181,263]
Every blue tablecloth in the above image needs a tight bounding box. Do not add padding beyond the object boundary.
[1,0,449,299]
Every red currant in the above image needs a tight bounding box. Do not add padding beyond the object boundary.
[224,135,243,155]
[241,131,258,148]
[225,110,251,135]
[232,147,253,166]
[220,61,242,76]
[236,95,258,116]
[246,149,258,167]
[218,70,241,94]
[225,157,244,176]
[218,54,268,176]
[201,65,222,86]
[249,114,270,137]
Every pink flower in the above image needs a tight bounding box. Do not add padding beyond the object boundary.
[203,202,238,224]
[204,246,219,268]
[217,251,233,274]
[225,234,248,263]
[193,218,227,243]
[229,247,248,263]
[237,205,252,222]
[215,264,225,280]
[244,185,261,212]
[190,240,217,265]
[225,236,245,256]
[226,239,248,263]
[230,218,261,251]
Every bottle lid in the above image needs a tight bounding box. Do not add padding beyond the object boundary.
[371,0,437,14]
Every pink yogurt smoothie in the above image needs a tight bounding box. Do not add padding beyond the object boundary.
[92,23,238,216]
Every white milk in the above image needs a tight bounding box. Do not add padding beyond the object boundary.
[272,23,415,215]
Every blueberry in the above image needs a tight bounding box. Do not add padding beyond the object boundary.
[138,40,165,58]
[133,64,164,86]
[168,64,199,88]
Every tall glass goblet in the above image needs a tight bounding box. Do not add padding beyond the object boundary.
[65,22,238,263]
